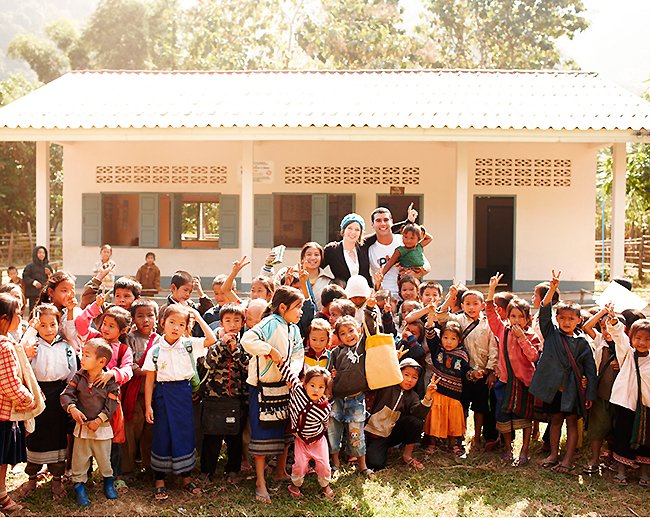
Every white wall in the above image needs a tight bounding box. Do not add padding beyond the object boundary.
[62,139,596,286]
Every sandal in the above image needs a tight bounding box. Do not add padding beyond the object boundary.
[0,496,23,515]
[287,484,302,498]
[154,486,168,501]
[540,459,559,469]
[403,457,424,471]
[114,479,129,494]
[614,474,628,486]
[551,464,575,475]
[515,456,530,467]
[183,481,202,495]
[500,452,514,465]
[51,478,66,501]
[255,490,271,504]
[583,464,599,475]
[451,445,465,457]
[358,468,374,477]
[425,445,438,454]
[640,477,650,488]
[321,485,334,500]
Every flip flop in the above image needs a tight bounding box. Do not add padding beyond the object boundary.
[287,484,302,498]
[583,464,599,475]
[154,486,168,501]
[183,482,201,495]
[403,457,424,471]
[551,464,575,474]
[321,485,335,500]
[255,490,271,504]
[614,474,628,486]
[516,456,530,467]
[639,477,650,488]
[540,459,559,469]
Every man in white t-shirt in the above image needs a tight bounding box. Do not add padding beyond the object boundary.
[365,205,430,299]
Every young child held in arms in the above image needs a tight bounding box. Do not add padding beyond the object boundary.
[606,312,650,486]
[529,270,597,474]
[121,299,160,477]
[144,304,216,500]
[200,304,249,482]
[21,304,77,499]
[60,338,120,507]
[381,223,432,279]
[486,273,540,466]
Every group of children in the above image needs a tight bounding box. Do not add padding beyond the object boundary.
[0,251,648,510]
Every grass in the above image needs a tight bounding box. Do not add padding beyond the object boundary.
[9,438,650,517]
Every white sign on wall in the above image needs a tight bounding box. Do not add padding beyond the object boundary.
[239,161,274,183]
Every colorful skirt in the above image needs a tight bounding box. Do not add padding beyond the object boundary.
[424,392,465,439]
[26,380,70,465]
[151,380,196,474]
[494,381,532,433]
[0,421,26,466]
[248,386,292,456]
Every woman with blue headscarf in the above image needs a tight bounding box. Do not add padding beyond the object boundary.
[321,213,372,288]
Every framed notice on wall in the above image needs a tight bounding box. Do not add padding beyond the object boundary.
[238,161,274,183]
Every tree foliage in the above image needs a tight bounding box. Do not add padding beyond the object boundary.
[415,0,589,69]
[296,0,415,69]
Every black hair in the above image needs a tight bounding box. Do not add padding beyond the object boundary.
[85,337,113,365]
[35,271,76,307]
[161,304,191,325]
[419,280,443,298]
[556,300,581,318]
[130,298,159,319]
[622,309,646,335]
[219,303,246,321]
[320,284,346,309]
[613,277,633,291]
[114,276,142,298]
[461,290,485,303]
[101,306,132,343]
[493,291,514,311]
[398,274,420,291]
[170,270,193,289]
[0,293,20,336]
[400,223,424,240]
[303,366,332,399]
[505,297,531,325]
[534,281,560,305]
[269,286,304,316]
[7,266,17,272]
[145,252,156,260]
[32,303,61,321]
[370,207,392,223]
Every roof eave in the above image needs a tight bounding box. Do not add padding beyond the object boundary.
[0,126,647,144]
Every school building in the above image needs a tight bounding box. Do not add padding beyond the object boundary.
[0,70,649,290]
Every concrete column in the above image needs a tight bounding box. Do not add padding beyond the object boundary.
[455,142,469,283]
[35,141,50,248]
[610,143,627,278]
[241,141,254,285]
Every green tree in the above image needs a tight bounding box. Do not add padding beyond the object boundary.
[182,0,288,70]
[415,0,589,69]
[7,34,69,83]
[296,0,415,69]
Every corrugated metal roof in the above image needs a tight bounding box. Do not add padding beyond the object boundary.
[0,69,649,132]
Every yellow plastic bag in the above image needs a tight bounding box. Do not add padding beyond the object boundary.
[364,319,403,390]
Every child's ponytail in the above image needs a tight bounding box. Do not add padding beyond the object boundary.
[35,271,76,307]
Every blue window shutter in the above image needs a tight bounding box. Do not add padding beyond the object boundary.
[82,193,101,246]
[219,194,239,249]
[139,194,159,248]
[311,194,328,245]
[254,194,273,248]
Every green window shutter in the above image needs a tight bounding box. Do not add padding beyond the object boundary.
[139,194,159,248]
[254,194,273,248]
[81,193,101,246]
[219,194,239,249]
[171,194,182,249]
[311,194,328,245]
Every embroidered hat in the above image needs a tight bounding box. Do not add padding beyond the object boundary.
[344,275,371,299]
[340,213,365,233]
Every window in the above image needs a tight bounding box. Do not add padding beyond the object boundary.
[376,194,423,222]
[102,194,140,246]
[327,195,354,243]
[92,193,236,249]
[274,194,312,248]
[180,195,220,248]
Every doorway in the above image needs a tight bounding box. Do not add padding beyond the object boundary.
[376,194,423,223]
[474,197,514,286]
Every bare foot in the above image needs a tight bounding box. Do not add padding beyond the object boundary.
[21,479,37,497]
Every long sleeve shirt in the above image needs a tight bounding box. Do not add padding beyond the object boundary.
[241,314,304,386]
[425,327,470,401]
[202,337,249,399]
[20,327,76,382]
[436,310,498,371]
[365,384,432,438]
[608,321,650,411]
[278,359,331,443]
[0,336,34,421]
[74,302,133,385]
[485,301,539,386]
[529,302,597,416]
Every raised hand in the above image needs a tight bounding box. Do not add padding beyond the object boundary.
[97,261,115,281]
[366,290,377,308]
[396,345,408,360]
[407,202,418,223]
[426,374,441,398]
[373,269,384,290]
[297,262,309,287]
[550,269,561,290]
[232,256,251,274]
[264,250,277,267]
[96,287,107,308]
[489,272,503,291]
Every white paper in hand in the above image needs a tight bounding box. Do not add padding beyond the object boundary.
[595,281,648,312]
